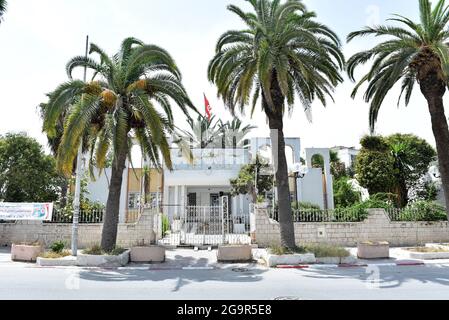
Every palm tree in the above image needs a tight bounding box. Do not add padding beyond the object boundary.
[180,115,223,149]
[221,119,256,148]
[0,0,6,24]
[43,37,196,251]
[208,0,344,248]
[347,0,449,218]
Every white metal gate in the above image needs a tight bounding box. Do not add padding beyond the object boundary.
[159,196,251,246]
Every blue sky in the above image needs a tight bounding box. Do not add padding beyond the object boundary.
[0,0,439,155]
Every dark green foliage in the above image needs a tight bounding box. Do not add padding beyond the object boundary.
[230,156,273,203]
[355,138,396,195]
[334,178,362,208]
[0,0,6,23]
[0,133,65,202]
[50,241,65,254]
[347,0,449,217]
[355,134,436,206]
[397,201,447,221]
[162,215,170,237]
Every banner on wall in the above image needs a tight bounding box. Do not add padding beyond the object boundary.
[0,203,54,221]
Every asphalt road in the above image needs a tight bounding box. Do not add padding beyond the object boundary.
[1,261,449,300]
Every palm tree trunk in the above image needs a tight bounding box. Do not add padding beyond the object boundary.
[263,89,296,249]
[101,144,128,251]
[420,75,449,219]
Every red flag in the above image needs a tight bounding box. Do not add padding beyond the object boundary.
[204,93,212,121]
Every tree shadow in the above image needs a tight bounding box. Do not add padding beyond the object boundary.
[298,264,449,289]
[79,264,267,292]
[78,249,267,292]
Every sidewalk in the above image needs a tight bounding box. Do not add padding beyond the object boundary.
[2,246,449,271]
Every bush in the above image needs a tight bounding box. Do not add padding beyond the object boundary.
[334,177,362,208]
[304,244,350,258]
[291,202,321,210]
[83,245,103,256]
[50,241,65,254]
[268,245,306,255]
[398,201,447,221]
[82,245,127,256]
[162,215,170,237]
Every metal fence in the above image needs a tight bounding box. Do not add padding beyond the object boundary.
[47,209,105,224]
[269,207,368,223]
[268,206,448,223]
[46,209,143,224]
[158,203,252,246]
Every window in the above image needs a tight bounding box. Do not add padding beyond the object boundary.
[188,193,197,206]
[128,193,141,209]
[148,192,162,206]
[210,194,220,207]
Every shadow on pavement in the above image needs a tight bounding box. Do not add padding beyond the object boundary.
[78,264,267,292]
[298,264,449,289]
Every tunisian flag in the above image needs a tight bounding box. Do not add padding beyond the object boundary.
[204,93,212,121]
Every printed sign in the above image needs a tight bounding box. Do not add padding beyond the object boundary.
[0,203,53,221]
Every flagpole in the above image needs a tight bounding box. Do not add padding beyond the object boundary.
[71,35,89,257]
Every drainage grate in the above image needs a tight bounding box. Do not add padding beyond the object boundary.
[232,268,250,273]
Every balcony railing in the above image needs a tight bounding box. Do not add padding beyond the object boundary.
[171,148,249,170]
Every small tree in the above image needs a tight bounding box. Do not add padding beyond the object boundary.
[230,156,273,203]
[355,136,396,196]
[0,133,64,202]
[386,134,436,207]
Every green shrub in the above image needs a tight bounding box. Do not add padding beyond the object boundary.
[398,201,447,221]
[162,215,170,237]
[109,247,127,256]
[50,241,65,254]
[268,245,306,255]
[334,178,362,208]
[82,245,127,256]
[82,245,103,256]
[291,202,321,210]
[304,244,350,258]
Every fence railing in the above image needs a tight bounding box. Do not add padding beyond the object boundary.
[269,207,368,223]
[47,209,105,224]
[268,206,448,223]
[47,208,143,224]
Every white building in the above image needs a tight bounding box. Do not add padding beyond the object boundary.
[331,146,360,169]
[163,137,335,221]
[86,137,335,227]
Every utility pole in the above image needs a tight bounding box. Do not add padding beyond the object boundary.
[71,35,89,256]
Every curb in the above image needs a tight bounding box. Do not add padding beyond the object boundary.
[275,261,428,269]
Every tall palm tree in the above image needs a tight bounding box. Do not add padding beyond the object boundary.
[43,37,196,251]
[208,0,344,248]
[347,0,449,218]
[0,0,6,24]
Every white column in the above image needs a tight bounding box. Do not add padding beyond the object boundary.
[232,196,238,216]
[181,186,187,218]
[174,185,179,218]
[239,195,244,215]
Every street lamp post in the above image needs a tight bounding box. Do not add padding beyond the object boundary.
[292,163,308,204]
